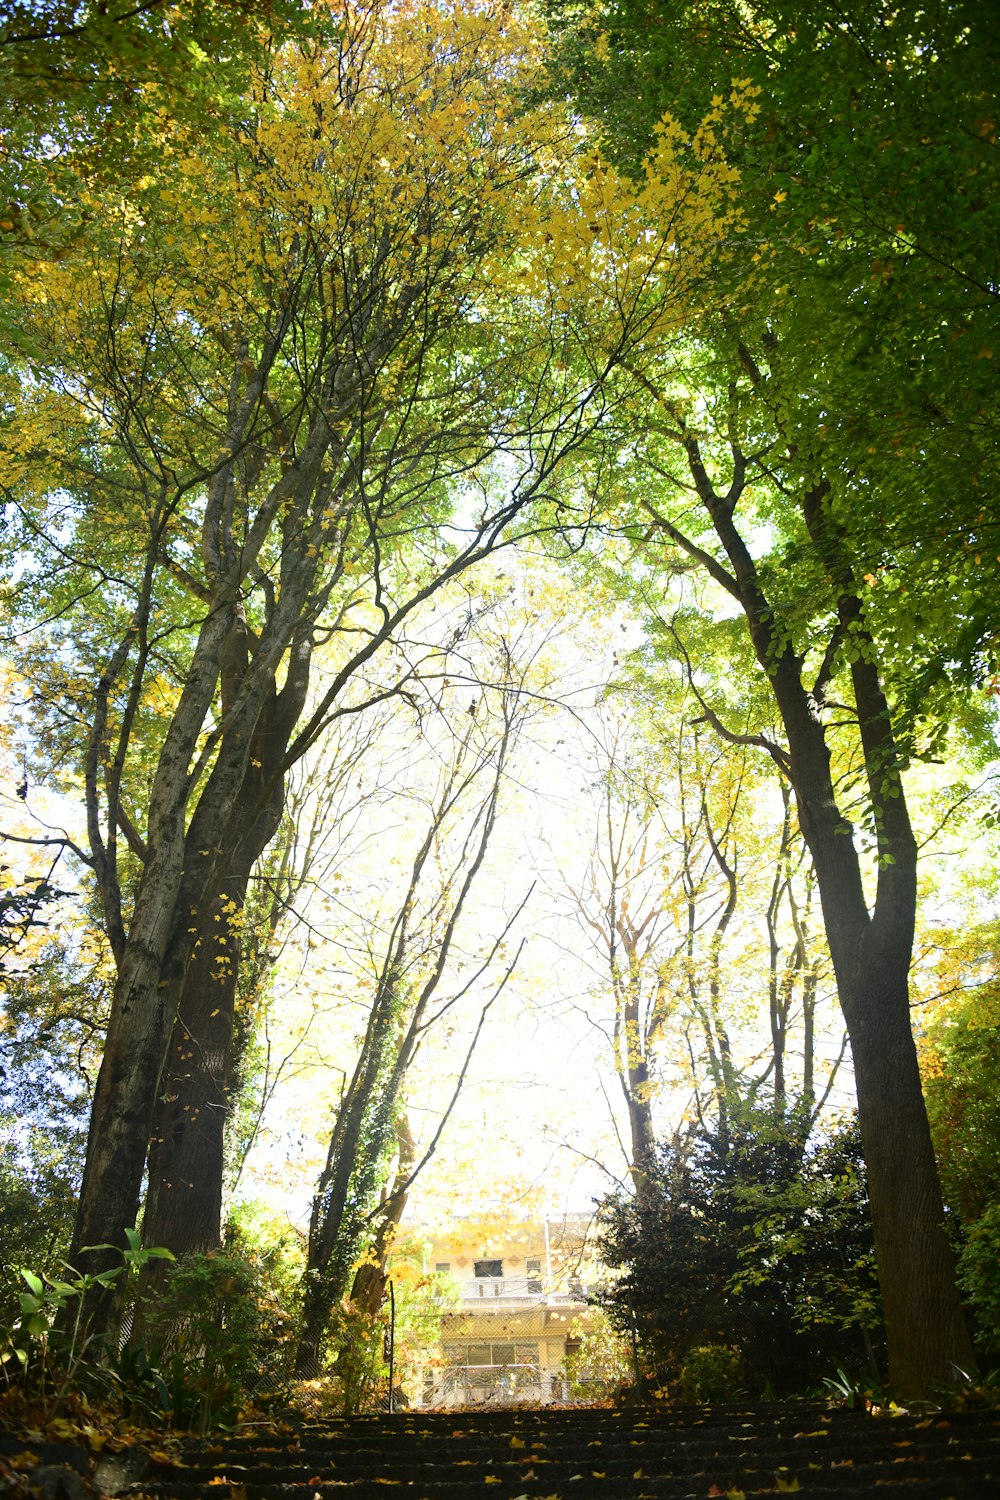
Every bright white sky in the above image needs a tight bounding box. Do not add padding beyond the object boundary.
[236,552,856,1233]
[4,542,991,1245]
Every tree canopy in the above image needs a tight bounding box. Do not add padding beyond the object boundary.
[1,0,998,1408]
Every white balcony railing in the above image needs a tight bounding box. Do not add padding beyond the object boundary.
[453,1276,586,1304]
[461,1275,543,1301]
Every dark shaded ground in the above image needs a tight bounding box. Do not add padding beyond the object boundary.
[127,1399,999,1498]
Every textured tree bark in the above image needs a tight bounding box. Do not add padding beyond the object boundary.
[622,1038,657,1205]
[783,686,974,1394]
[845,934,970,1396]
[348,1114,416,1319]
[141,878,250,1264]
[140,625,308,1267]
[70,575,317,1329]
[296,997,398,1374]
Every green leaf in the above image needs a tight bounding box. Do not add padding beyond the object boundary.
[48,1281,80,1299]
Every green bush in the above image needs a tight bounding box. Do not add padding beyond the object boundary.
[956,1201,1000,1362]
[562,1308,633,1400]
[2,1229,173,1414]
[677,1343,744,1403]
[324,1299,387,1416]
[136,1243,297,1430]
[594,1110,884,1396]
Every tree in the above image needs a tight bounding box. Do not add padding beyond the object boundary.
[2,0,746,1339]
[0,925,110,1319]
[548,0,997,1395]
[567,687,842,1197]
[0,679,76,974]
[921,941,1000,1228]
[920,955,1000,1360]
[298,632,537,1368]
[0,858,67,975]
[613,322,977,1399]
[139,680,397,1270]
[547,0,1000,595]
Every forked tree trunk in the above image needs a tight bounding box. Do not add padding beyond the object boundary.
[71,605,311,1333]
[140,654,301,1269]
[348,1114,416,1318]
[782,650,972,1396]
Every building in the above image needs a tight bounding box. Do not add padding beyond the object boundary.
[415,1211,595,1407]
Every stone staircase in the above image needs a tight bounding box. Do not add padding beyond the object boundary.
[139,1400,1000,1499]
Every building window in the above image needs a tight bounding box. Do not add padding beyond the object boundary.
[526,1257,542,1292]
[434,1262,451,1275]
[473,1259,503,1278]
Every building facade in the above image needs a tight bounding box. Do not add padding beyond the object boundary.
[416,1213,594,1407]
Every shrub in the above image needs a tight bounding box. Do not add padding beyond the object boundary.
[956,1200,1000,1362]
[594,1110,884,1396]
[135,1244,297,1430]
[677,1343,744,1403]
[562,1308,633,1400]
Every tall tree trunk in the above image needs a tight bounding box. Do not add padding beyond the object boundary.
[788,704,969,1396]
[142,882,247,1264]
[141,647,303,1266]
[623,1055,657,1204]
[618,978,657,1201]
[647,435,976,1396]
[786,499,973,1396]
[297,689,521,1370]
[348,1114,416,1319]
[71,605,311,1332]
[296,994,399,1373]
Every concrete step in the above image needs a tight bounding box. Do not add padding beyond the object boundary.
[136,1401,1000,1499]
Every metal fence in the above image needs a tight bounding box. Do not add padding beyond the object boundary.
[115,1275,619,1421]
